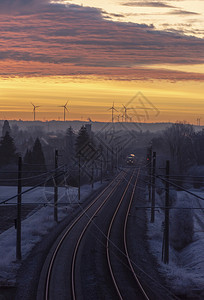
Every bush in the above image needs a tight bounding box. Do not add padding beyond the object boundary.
[170,194,194,250]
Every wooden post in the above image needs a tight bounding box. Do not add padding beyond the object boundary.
[78,154,81,201]
[111,147,114,173]
[101,154,103,184]
[164,160,170,264]
[54,149,58,222]
[16,157,22,260]
[150,152,156,223]
[148,146,152,202]
[91,160,94,189]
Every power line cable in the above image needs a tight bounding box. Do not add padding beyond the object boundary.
[156,175,204,202]
[0,165,66,182]
[0,168,67,205]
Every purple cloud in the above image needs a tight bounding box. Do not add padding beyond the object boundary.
[0,2,203,80]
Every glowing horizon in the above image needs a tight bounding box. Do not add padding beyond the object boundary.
[0,76,204,125]
[0,1,203,125]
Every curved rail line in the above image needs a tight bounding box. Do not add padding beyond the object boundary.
[106,169,136,299]
[70,170,129,300]
[123,168,150,300]
[43,170,126,300]
[106,166,150,300]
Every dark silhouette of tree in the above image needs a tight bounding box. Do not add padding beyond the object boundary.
[24,138,46,173]
[75,125,90,156]
[2,120,11,137]
[11,124,19,137]
[193,130,204,165]
[23,149,32,165]
[32,138,46,171]
[0,131,17,166]
[163,122,195,173]
[65,126,75,165]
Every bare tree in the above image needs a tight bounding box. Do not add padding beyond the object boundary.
[163,122,195,173]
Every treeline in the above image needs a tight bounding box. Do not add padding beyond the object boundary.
[151,122,204,188]
[0,122,103,186]
[0,119,154,186]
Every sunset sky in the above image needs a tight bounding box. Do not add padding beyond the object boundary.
[0,0,203,123]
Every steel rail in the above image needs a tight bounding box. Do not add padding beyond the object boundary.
[106,168,136,300]
[123,167,150,300]
[71,171,128,300]
[43,170,125,300]
[106,166,150,300]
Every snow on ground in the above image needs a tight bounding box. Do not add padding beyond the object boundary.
[0,182,102,286]
[147,189,204,298]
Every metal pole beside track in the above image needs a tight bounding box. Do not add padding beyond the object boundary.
[54,150,58,223]
[78,154,81,201]
[164,160,170,264]
[16,156,22,260]
[150,152,156,223]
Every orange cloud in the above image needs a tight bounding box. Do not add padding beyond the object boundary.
[0,2,203,80]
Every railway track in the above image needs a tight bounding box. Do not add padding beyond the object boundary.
[37,170,126,299]
[37,166,159,300]
[106,167,150,300]
[70,171,129,300]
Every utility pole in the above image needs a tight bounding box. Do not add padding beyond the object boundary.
[16,156,22,260]
[150,152,156,223]
[163,160,170,264]
[54,149,58,223]
[116,147,119,170]
[78,154,81,201]
[111,147,114,173]
[100,154,103,184]
[148,146,152,202]
[106,147,109,171]
[91,160,94,189]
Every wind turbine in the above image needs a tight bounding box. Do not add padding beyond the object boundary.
[87,117,93,123]
[122,104,154,122]
[197,117,201,126]
[31,103,40,121]
[107,102,118,123]
[122,104,137,122]
[116,114,121,122]
[59,101,68,122]
[122,105,129,122]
